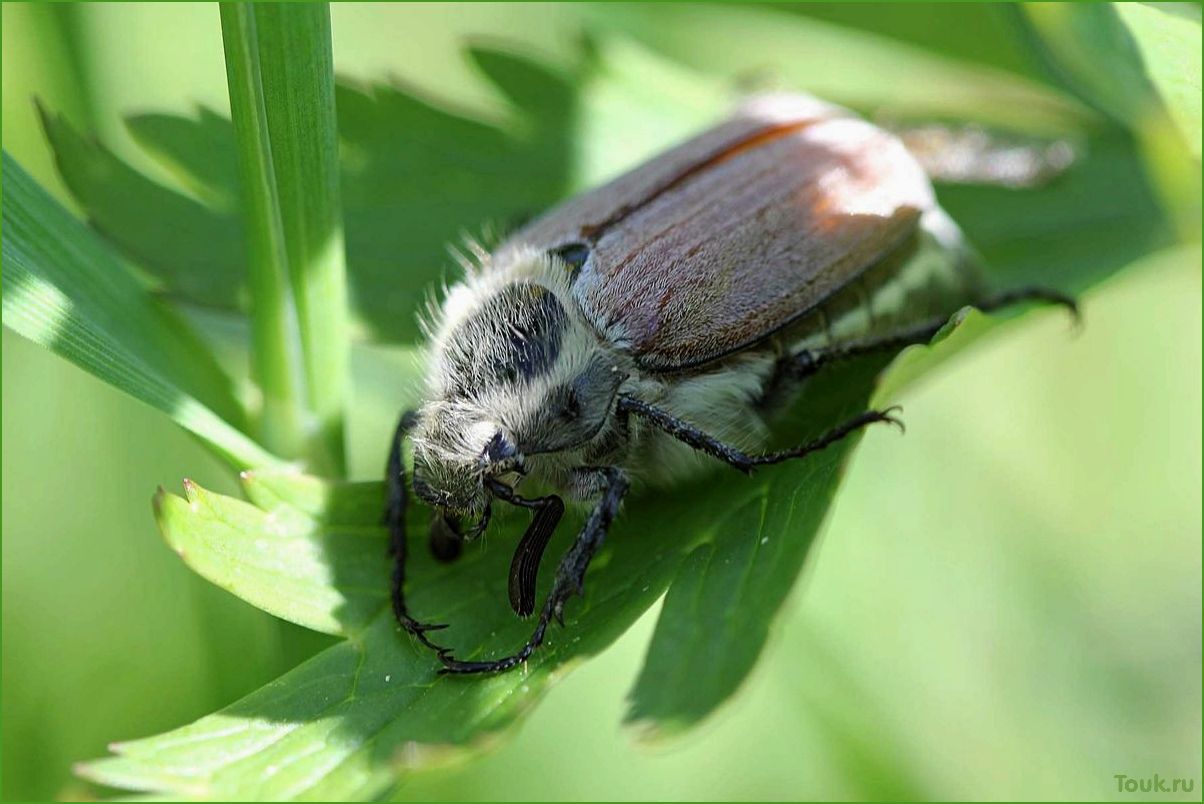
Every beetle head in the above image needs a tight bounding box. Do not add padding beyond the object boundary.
[410,409,520,514]
[411,274,626,515]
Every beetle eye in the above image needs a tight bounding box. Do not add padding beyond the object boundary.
[549,243,590,274]
[483,429,518,465]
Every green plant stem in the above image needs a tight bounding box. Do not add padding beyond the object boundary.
[249,2,349,476]
[219,2,349,476]
[220,3,306,462]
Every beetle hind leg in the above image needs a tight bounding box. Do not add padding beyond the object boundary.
[778,286,1078,388]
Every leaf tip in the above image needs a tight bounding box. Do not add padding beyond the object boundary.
[151,485,167,514]
[70,757,112,785]
[151,487,184,556]
[621,708,686,746]
[176,478,207,523]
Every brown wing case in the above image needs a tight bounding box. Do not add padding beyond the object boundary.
[503,93,936,372]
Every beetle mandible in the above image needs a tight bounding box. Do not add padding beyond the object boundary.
[385,93,1076,674]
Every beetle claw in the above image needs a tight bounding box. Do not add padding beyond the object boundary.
[878,405,906,434]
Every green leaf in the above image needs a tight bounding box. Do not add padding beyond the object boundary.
[336,51,578,340]
[0,152,274,469]
[1016,3,1193,137]
[626,465,841,735]
[154,473,386,637]
[1012,4,1198,241]
[1015,4,1153,127]
[126,108,242,211]
[70,472,682,799]
[1114,3,1202,160]
[570,36,728,187]
[37,103,247,311]
[37,40,722,352]
[78,351,881,798]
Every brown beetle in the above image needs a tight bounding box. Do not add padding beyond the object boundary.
[385,93,1075,674]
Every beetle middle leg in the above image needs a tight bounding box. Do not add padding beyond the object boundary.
[438,467,629,675]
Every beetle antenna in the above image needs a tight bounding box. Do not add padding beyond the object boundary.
[486,479,566,617]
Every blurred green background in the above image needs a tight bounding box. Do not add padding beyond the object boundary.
[3,3,1199,800]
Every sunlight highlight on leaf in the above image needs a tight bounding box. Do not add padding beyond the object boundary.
[1,152,277,470]
[156,472,385,637]
[1,270,72,345]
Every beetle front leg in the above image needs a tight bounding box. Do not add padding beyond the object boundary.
[385,410,453,655]
[438,467,629,675]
